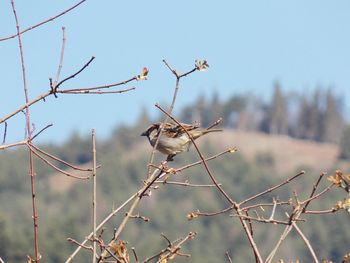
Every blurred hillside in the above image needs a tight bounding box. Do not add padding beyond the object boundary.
[1,89,350,262]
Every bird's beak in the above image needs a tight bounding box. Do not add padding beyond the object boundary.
[140,131,147,136]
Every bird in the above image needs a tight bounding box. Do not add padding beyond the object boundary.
[141,122,222,161]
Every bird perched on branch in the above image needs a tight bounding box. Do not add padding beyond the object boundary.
[141,122,222,161]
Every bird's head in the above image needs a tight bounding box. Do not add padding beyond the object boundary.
[140,123,161,138]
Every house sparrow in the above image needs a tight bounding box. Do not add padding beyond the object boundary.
[141,122,222,161]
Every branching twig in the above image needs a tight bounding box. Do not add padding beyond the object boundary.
[239,171,305,206]
[31,124,53,141]
[0,0,86,41]
[147,59,199,177]
[66,193,137,262]
[27,143,89,180]
[55,56,95,89]
[29,143,95,171]
[292,222,319,263]
[98,168,166,262]
[155,180,222,188]
[11,1,40,261]
[154,103,263,263]
[67,238,93,252]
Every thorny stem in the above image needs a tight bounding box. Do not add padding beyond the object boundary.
[11,1,40,261]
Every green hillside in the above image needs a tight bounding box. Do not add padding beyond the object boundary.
[0,128,349,262]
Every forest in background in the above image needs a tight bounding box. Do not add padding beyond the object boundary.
[1,88,350,262]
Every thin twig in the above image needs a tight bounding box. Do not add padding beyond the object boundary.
[0,78,137,125]
[225,251,233,263]
[66,193,137,262]
[61,77,137,92]
[147,59,198,177]
[292,222,319,263]
[0,140,27,150]
[302,173,326,212]
[232,214,292,225]
[196,206,234,217]
[176,147,237,173]
[29,143,94,171]
[11,1,40,261]
[131,247,139,263]
[31,123,53,141]
[92,129,97,263]
[59,87,135,94]
[2,122,7,144]
[206,117,223,130]
[27,144,89,180]
[300,184,334,205]
[241,200,291,211]
[98,168,166,262]
[155,180,222,188]
[239,171,305,206]
[53,26,67,88]
[269,198,277,221]
[0,0,86,41]
[55,56,95,89]
[265,224,294,263]
[67,238,93,252]
[304,208,338,214]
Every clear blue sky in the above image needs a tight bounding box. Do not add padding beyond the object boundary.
[1,1,349,143]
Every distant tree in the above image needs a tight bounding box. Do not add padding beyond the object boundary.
[264,81,288,134]
[339,125,350,160]
[319,89,344,143]
[296,89,322,140]
[222,95,248,128]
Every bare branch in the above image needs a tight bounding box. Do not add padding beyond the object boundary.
[0,140,27,150]
[27,144,89,180]
[0,0,86,41]
[2,122,7,144]
[31,123,53,141]
[239,171,305,206]
[292,222,319,263]
[67,238,93,252]
[55,56,95,89]
[265,225,294,263]
[11,1,40,261]
[29,143,94,171]
[53,26,67,88]
[225,251,233,263]
[65,193,137,262]
[92,129,97,263]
